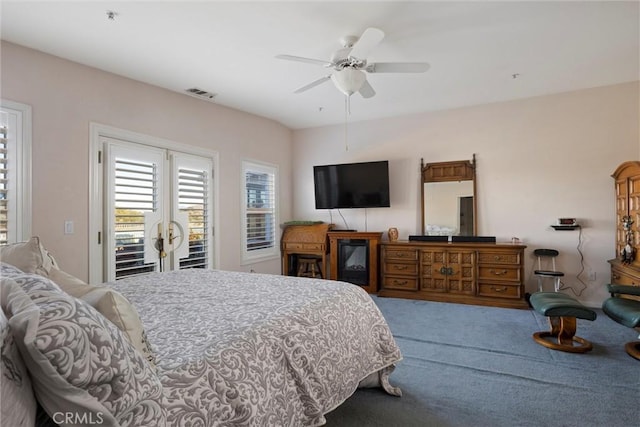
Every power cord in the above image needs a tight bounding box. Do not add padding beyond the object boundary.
[559,226,588,297]
[337,209,349,230]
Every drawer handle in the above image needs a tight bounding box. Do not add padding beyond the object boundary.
[392,280,408,286]
[437,267,455,275]
[612,274,620,280]
[491,286,508,292]
[395,252,406,257]
[490,269,508,276]
[393,265,408,270]
[494,255,502,261]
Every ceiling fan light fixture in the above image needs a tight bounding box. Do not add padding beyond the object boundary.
[331,68,366,96]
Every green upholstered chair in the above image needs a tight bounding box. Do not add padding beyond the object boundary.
[602,284,640,360]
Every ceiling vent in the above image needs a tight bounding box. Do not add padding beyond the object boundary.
[185,88,217,101]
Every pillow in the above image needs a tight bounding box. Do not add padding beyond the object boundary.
[2,274,166,427]
[46,272,156,367]
[1,261,27,277]
[3,247,158,367]
[0,236,57,277]
[78,286,156,367]
[1,306,37,427]
[48,267,88,291]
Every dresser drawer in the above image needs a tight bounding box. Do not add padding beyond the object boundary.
[477,251,521,265]
[478,283,522,299]
[611,267,640,286]
[384,248,418,261]
[384,262,418,276]
[283,242,324,251]
[382,276,418,291]
[478,265,521,282]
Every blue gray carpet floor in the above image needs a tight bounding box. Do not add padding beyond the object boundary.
[325,296,639,427]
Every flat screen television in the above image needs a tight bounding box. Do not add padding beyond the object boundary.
[313,160,390,209]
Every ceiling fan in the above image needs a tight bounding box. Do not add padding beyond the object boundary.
[276,27,430,99]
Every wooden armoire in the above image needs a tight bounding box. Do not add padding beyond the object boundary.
[609,161,640,289]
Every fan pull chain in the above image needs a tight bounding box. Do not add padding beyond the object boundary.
[344,95,350,151]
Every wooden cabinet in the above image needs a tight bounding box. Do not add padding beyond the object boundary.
[379,241,527,309]
[420,248,475,295]
[328,231,382,294]
[281,223,331,278]
[609,161,640,300]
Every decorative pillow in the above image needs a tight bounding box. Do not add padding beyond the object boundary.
[0,306,37,427]
[2,274,166,427]
[46,272,156,367]
[0,236,57,277]
[1,247,157,367]
[1,261,27,277]
[48,267,88,290]
[78,286,156,367]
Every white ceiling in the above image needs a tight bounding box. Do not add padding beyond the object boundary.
[2,1,638,129]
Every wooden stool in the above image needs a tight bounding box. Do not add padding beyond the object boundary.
[297,257,323,279]
[529,292,597,353]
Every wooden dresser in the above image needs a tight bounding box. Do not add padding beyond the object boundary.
[379,241,528,309]
[609,161,640,298]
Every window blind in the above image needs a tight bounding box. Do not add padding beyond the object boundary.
[178,168,208,269]
[114,158,157,278]
[0,123,8,245]
[244,167,276,254]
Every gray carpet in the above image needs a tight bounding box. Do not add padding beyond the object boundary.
[325,296,639,427]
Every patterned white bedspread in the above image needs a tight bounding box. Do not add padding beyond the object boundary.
[109,269,402,426]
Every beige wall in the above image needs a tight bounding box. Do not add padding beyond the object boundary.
[1,42,293,279]
[292,81,640,306]
[3,40,639,307]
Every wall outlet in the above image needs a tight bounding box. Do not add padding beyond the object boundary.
[64,220,74,235]
[587,270,596,281]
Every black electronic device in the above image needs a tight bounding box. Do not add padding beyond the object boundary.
[450,236,496,243]
[313,160,390,209]
[408,235,449,242]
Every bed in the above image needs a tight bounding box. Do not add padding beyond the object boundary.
[1,237,402,427]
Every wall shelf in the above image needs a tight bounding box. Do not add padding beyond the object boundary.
[551,225,580,231]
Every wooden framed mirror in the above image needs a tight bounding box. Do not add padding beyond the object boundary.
[421,155,477,236]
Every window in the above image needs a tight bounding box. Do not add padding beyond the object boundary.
[0,100,31,245]
[241,160,278,263]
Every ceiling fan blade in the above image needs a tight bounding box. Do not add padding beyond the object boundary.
[294,75,332,94]
[359,80,376,98]
[349,27,385,59]
[366,62,431,73]
[275,54,334,68]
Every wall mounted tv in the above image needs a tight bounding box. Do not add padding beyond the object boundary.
[313,160,390,209]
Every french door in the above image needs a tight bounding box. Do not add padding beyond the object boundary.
[100,136,214,281]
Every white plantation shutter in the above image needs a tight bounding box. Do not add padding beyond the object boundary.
[0,101,31,245]
[90,125,217,283]
[0,123,8,244]
[102,139,215,282]
[172,153,213,270]
[111,151,163,279]
[242,161,278,263]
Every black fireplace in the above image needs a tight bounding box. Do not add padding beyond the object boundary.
[337,239,369,285]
